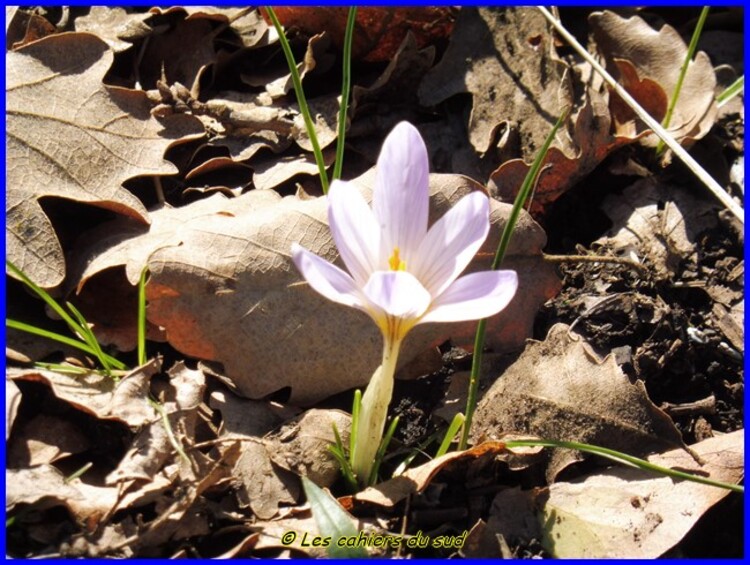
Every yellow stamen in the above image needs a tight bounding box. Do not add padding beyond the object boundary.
[388,247,407,271]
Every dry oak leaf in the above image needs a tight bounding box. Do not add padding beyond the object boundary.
[419,7,573,161]
[594,177,720,281]
[7,464,119,525]
[471,323,687,482]
[539,430,744,558]
[6,359,160,428]
[151,7,270,50]
[488,85,646,217]
[123,171,555,404]
[419,7,642,216]
[589,10,718,148]
[6,32,204,287]
[74,6,154,53]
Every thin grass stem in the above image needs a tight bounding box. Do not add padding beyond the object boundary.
[656,6,710,155]
[332,7,357,182]
[137,266,148,366]
[458,110,568,451]
[504,438,743,493]
[265,6,329,194]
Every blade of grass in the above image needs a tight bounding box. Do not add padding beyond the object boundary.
[349,388,361,468]
[538,7,744,224]
[717,75,744,107]
[331,6,357,182]
[65,301,113,376]
[458,110,568,451]
[6,318,125,370]
[504,438,743,493]
[367,415,399,486]
[265,6,329,194]
[330,422,358,492]
[137,266,148,366]
[6,260,89,341]
[436,412,465,457]
[656,6,710,155]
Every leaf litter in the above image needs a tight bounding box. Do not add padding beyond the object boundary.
[5,6,743,558]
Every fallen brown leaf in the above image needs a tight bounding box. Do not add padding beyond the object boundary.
[471,323,688,481]
[590,10,718,150]
[355,441,514,507]
[7,359,160,427]
[595,178,720,280]
[6,33,204,287]
[539,429,744,557]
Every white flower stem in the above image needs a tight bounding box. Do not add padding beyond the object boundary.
[352,336,401,485]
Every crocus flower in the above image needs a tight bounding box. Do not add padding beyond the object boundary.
[292,121,518,484]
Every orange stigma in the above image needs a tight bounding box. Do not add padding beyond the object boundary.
[388,247,407,271]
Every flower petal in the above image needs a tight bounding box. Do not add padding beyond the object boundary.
[412,191,490,296]
[419,270,518,324]
[291,243,367,310]
[373,122,429,267]
[362,270,432,321]
[328,180,380,287]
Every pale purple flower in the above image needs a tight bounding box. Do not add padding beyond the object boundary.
[292,121,518,343]
[292,121,518,484]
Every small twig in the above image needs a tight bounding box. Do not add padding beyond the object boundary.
[543,253,648,272]
[538,7,744,224]
[661,395,716,417]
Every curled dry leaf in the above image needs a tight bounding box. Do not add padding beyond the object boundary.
[152,7,271,49]
[264,409,351,488]
[471,323,688,481]
[419,7,645,216]
[210,390,300,520]
[6,33,204,287]
[6,378,22,441]
[595,178,720,280]
[589,10,718,148]
[7,414,90,467]
[7,464,119,525]
[7,359,160,428]
[474,431,743,558]
[74,6,154,52]
[419,8,573,160]
[355,441,518,507]
[107,361,205,485]
[493,430,744,558]
[74,170,559,404]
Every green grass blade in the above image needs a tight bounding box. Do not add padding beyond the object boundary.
[436,412,465,457]
[349,389,362,468]
[330,422,359,492]
[459,110,568,451]
[504,438,743,493]
[301,476,368,557]
[265,6,329,194]
[367,415,399,486]
[6,260,88,340]
[332,6,357,182]
[65,301,113,375]
[717,75,744,107]
[6,318,123,370]
[656,6,710,155]
[137,266,149,366]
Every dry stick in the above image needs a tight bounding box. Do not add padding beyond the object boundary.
[537,7,744,225]
[543,253,648,272]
